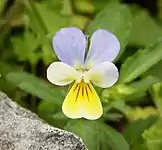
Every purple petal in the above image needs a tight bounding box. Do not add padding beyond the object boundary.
[53,27,86,68]
[85,29,120,69]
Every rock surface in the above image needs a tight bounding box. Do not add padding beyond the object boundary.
[0,91,87,150]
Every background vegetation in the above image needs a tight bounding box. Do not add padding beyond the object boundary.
[1,0,162,149]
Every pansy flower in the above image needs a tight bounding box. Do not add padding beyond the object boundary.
[47,27,120,120]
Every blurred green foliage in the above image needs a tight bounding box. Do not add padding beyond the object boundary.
[1,0,162,149]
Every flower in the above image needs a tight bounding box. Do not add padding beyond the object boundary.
[47,27,120,120]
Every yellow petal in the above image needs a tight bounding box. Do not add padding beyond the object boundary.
[62,81,103,120]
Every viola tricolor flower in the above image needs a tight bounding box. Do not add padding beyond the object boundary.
[47,27,120,120]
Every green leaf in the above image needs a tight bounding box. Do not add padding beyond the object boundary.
[129,5,162,46]
[69,15,90,29]
[38,101,57,124]
[132,143,148,150]
[0,61,22,96]
[104,124,129,150]
[145,60,162,81]
[35,0,89,33]
[24,0,57,64]
[92,0,120,13]
[38,101,68,128]
[158,0,162,20]
[150,82,162,117]
[11,30,40,65]
[130,76,159,91]
[127,76,159,100]
[61,0,73,15]
[52,111,69,128]
[103,100,128,116]
[35,1,68,34]
[65,119,129,150]
[143,119,162,150]
[5,72,64,106]
[123,116,158,146]
[74,0,94,14]
[106,100,128,114]
[0,1,4,14]
[103,112,123,121]
[120,39,162,83]
[125,107,158,121]
[86,2,131,60]
[102,76,158,103]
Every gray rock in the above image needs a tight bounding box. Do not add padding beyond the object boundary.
[0,91,87,150]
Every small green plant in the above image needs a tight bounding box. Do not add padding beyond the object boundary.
[1,0,162,150]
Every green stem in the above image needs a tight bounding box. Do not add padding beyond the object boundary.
[0,1,5,18]
[0,1,22,47]
[24,0,53,57]
[26,0,48,34]
[61,0,73,15]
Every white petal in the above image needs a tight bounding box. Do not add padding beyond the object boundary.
[47,62,81,86]
[85,29,120,69]
[85,62,119,88]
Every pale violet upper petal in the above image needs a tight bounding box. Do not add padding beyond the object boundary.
[85,62,119,88]
[47,62,81,86]
[85,29,120,69]
[53,27,86,69]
